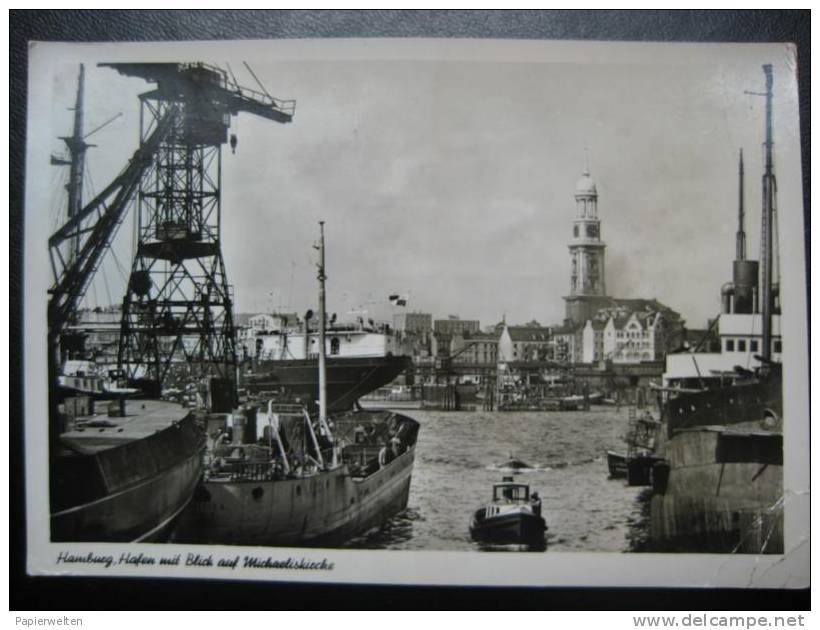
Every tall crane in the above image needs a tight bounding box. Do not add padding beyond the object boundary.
[98,63,295,409]
[48,62,294,416]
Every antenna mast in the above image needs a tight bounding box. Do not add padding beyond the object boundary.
[317,221,328,427]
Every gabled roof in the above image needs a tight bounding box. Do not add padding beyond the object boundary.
[570,296,682,321]
[506,326,551,342]
[551,322,584,335]
[465,331,501,341]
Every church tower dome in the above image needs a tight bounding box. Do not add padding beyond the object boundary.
[575,168,597,196]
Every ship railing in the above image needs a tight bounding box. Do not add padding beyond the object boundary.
[265,403,307,415]
[342,445,382,463]
[229,461,277,482]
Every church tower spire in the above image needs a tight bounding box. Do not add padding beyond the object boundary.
[568,162,606,298]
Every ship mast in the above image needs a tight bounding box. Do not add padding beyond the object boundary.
[759,64,775,362]
[51,64,89,264]
[736,149,746,261]
[317,221,328,427]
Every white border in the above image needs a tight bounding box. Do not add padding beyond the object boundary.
[23,38,810,588]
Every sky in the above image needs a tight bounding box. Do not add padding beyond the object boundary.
[44,42,803,330]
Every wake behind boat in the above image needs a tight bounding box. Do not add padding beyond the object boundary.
[498,454,534,473]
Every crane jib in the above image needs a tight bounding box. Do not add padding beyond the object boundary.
[47,109,176,334]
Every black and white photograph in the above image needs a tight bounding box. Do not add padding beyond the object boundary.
[21,36,809,589]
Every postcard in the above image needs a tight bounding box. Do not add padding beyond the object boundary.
[23,38,809,588]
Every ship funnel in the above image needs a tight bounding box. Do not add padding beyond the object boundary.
[732,260,759,314]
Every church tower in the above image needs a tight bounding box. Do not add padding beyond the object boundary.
[564,163,607,324]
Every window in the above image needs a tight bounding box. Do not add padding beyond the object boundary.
[573,225,579,238]
[774,340,782,353]
[750,340,759,352]
[725,339,735,352]
[330,337,340,355]
[737,339,746,352]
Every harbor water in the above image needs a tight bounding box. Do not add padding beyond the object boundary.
[344,406,649,552]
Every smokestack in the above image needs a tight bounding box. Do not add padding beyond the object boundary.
[731,149,758,314]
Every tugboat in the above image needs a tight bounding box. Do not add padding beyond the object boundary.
[469,477,547,545]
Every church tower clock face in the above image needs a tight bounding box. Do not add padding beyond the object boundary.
[568,163,606,298]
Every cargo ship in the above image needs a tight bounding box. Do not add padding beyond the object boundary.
[649,65,784,554]
[239,306,411,412]
[172,403,419,546]
[51,398,204,542]
[47,64,222,542]
[244,353,411,412]
[173,222,420,546]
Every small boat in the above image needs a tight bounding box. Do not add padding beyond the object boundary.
[605,409,661,484]
[606,450,628,478]
[559,394,585,410]
[469,477,547,545]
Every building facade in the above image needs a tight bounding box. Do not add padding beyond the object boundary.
[434,317,480,336]
[393,311,433,334]
[497,325,552,363]
[450,331,500,366]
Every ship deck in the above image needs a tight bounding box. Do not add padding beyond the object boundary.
[60,399,191,454]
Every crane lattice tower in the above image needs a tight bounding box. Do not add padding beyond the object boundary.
[105,63,294,405]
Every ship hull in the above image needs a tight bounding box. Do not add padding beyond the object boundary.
[51,449,202,543]
[469,512,546,544]
[649,428,783,553]
[244,355,411,411]
[173,447,415,547]
[650,373,783,553]
[626,454,663,487]
[51,403,205,543]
